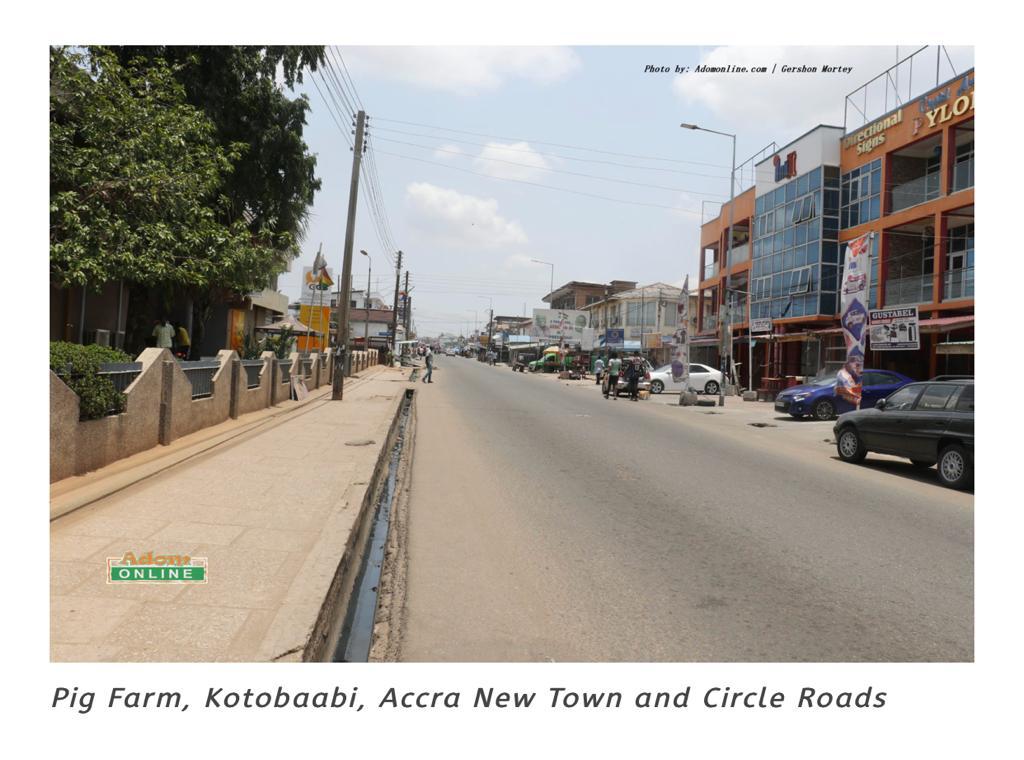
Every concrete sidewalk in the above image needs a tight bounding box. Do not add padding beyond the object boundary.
[50,365,414,662]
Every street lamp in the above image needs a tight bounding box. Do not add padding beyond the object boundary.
[681,122,736,406]
[360,250,371,350]
[530,258,554,300]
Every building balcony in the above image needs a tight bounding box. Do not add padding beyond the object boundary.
[952,157,974,194]
[703,262,719,281]
[884,274,933,307]
[890,173,941,214]
[727,243,750,267]
[943,267,974,301]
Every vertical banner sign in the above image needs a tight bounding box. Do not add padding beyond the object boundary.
[837,234,873,407]
[298,266,334,352]
[671,275,690,386]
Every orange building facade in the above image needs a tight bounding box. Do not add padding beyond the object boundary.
[698,68,974,391]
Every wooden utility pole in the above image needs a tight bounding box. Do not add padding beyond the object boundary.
[332,110,366,401]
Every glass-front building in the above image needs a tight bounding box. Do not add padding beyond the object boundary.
[750,163,843,320]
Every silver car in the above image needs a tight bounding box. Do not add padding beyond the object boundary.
[648,363,724,395]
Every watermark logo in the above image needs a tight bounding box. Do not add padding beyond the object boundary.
[107,552,208,584]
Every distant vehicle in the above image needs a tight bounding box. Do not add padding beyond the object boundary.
[528,354,561,373]
[445,348,456,356]
[648,363,723,395]
[833,380,974,489]
[774,369,915,421]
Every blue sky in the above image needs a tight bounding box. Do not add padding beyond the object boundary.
[279,45,974,336]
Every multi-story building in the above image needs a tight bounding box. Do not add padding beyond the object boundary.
[698,59,974,390]
[542,280,637,310]
[583,282,687,365]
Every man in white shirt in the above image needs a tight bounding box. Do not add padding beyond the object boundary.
[153,318,175,349]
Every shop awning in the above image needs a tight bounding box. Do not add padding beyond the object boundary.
[919,316,974,333]
[690,336,720,346]
[935,341,974,355]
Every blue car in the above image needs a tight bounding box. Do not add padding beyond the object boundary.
[774,369,915,421]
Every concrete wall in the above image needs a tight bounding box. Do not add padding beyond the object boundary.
[50,345,354,483]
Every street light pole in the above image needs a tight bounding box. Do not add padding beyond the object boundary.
[360,250,371,351]
[681,122,736,406]
[531,259,554,301]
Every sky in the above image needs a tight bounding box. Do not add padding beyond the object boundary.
[277,45,974,337]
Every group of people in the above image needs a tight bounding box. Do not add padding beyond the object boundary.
[152,317,191,359]
[593,350,646,401]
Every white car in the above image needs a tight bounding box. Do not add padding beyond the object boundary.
[648,363,724,395]
[445,348,456,356]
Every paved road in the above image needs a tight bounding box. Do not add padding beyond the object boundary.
[398,358,973,662]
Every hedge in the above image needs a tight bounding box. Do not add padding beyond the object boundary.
[50,342,134,420]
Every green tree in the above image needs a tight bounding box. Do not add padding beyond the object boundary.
[50,47,280,294]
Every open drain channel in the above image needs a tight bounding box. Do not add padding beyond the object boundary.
[331,389,413,662]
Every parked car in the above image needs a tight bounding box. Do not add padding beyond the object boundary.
[833,379,974,489]
[445,348,456,356]
[603,359,653,397]
[648,363,724,395]
[774,369,915,421]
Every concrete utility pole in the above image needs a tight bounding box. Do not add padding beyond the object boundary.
[332,109,367,401]
[390,250,403,358]
[403,271,410,348]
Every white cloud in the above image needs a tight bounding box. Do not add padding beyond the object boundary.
[673,46,974,139]
[343,46,581,95]
[405,182,528,249]
[473,141,552,181]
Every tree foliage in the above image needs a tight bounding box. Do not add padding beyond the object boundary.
[50,47,284,294]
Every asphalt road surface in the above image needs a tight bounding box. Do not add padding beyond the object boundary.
[398,358,973,662]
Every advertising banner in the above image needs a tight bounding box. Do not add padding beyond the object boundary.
[869,306,919,351]
[532,309,589,343]
[297,265,333,351]
[670,275,690,386]
[604,328,625,349]
[837,234,873,407]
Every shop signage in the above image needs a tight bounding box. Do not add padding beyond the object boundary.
[750,318,773,335]
[605,328,625,349]
[868,306,919,351]
[773,151,797,181]
[532,308,589,342]
[919,73,975,131]
[842,110,903,155]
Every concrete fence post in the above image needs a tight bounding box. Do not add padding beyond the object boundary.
[270,357,279,405]
[229,357,241,419]
[158,359,174,445]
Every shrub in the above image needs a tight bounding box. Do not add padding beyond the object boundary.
[50,341,134,420]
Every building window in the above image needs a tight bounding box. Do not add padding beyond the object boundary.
[952,121,974,193]
[840,159,881,229]
[944,221,974,301]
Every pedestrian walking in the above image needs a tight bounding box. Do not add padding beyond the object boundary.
[421,346,434,383]
[624,351,644,401]
[174,322,191,359]
[152,317,175,350]
[593,355,605,385]
[604,351,621,399]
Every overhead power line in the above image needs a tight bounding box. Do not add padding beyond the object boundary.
[373,116,731,169]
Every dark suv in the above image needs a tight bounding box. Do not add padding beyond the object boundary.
[832,379,974,489]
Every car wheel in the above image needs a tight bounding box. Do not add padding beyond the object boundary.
[937,444,972,489]
[704,380,720,395]
[650,380,664,394]
[910,459,934,469]
[813,399,836,421]
[836,426,867,463]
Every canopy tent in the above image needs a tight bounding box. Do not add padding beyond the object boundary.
[258,315,321,335]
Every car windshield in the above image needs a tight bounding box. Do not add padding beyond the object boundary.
[806,376,837,387]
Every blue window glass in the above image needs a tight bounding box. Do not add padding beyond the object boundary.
[755,195,764,215]
[785,181,796,202]
[869,196,880,219]
[859,199,870,220]
[775,207,785,229]
[809,166,822,189]
[772,253,782,273]
[871,169,881,195]
[784,226,795,248]
[783,250,794,270]
[774,231,783,252]
[797,173,809,197]
[807,222,820,243]
[796,223,808,246]
[775,187,785,207]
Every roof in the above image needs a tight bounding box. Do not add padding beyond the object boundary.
[581,282,684,310]
[542,280,610,303]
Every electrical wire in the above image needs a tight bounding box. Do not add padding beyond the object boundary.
[373,116,731,169]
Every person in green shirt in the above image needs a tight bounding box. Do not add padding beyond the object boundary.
[604,352,622,399]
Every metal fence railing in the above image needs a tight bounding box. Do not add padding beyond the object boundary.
[97,362,143,394]
[241,360,264,389]
[179,359,220,399]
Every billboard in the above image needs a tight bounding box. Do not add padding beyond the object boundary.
[869,306,919,351]
[298,266,333,351]
[531,309,589,343]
